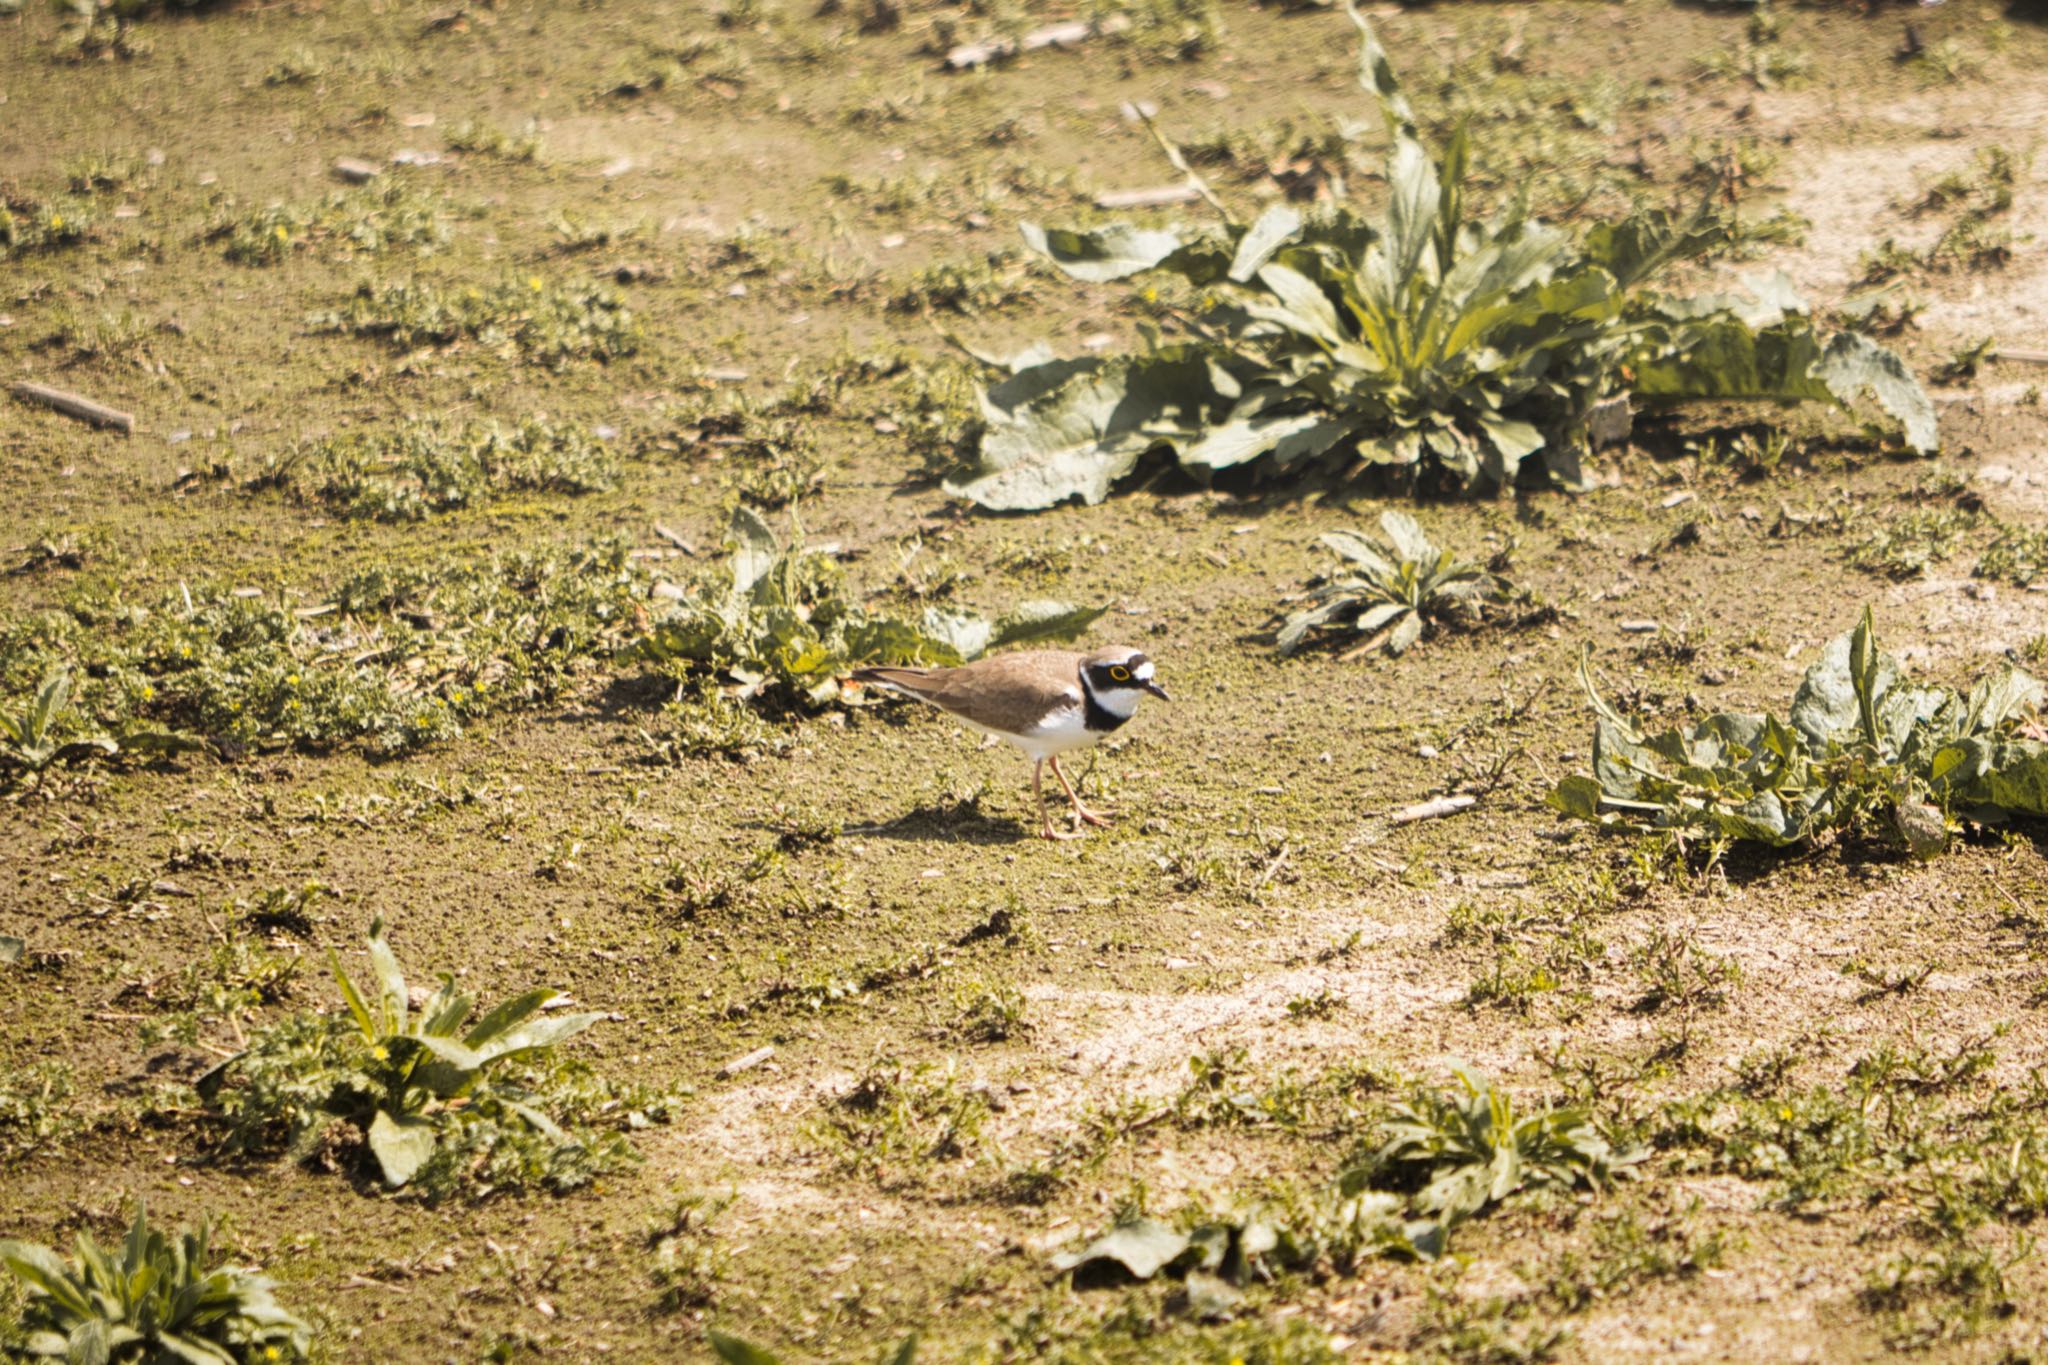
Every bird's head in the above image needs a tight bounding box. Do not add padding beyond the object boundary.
[1080,647,1169,717]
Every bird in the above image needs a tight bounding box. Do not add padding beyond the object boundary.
[852,646,1169,840]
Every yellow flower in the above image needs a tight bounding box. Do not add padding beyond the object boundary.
[370,1044,389,1061]
[285,698,301,710]
[179,644,194,658]
[49,215,63,230]
[285,673,300,686]
[139,685,155,701]
[273,224,289,242]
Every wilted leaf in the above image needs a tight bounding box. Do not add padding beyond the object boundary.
[1182,1269,1245,1320]
[1051,1217,1192,1280]
[947,359,1197,511]
[367,1109,438,1187]
[726,505,780,601]
[0,935,21,966]
[1020,221,1185,283]
[986,600,1109,651]
[1814,331,1939,454]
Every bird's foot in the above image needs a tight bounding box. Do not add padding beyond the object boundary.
[1039,821,1087,841]
[1073,805,1116,828]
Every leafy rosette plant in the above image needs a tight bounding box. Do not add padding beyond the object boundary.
[1276,511,1502,658]
[1553,607,2048,853]
[0,1208,312,1364]
[198,918,613,1194]
[1347,1065,1640,1238]
[944,5,1935,511]
[630,507,1105,705]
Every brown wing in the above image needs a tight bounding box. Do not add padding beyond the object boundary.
[868,651,1084,733]
[927,651,1085,724]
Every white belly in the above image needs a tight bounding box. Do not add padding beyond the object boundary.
[965,703,1099,761]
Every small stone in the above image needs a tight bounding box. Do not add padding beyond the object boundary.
[332,157,381,184]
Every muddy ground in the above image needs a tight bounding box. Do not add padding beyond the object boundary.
[5,0,2048,1360]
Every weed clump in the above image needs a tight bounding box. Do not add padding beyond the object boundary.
[211,179,452,265]
[0,193,93,261]
[945,10,1933,510]
[195,919,680,1201]
[1275,511,1505,658]
[1555,608,2048,854]
[311,275,639,367]
[0,1209,312,1364]
[255,417,617,521]
[0,1063,89,1168]
[0,539,646,758]
[442,118,543,162]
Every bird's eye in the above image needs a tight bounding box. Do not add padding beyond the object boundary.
[1109,665,1130,682]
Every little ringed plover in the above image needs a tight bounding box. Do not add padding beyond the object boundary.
[853,646,1168,840]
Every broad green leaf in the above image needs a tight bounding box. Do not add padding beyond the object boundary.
[1228,204,1303,283]
[1478,414,1545,468]
[0,935,21,965]
[28,670,71,748]
[365,924,408,1034]
[1253,263,1344,347]
[1318,530,1396,580]
[1377,511,1433,565]
[1548,774,1604,819]
[413,1034,485,1073]
[462,987,556,1049]
[68,1318,113,1365]
[1179,406,1341,473]
[844,614,966,668]
[1386,611,1424,656]
[329,951,377,1041]
[1381,136,1441,296]
[1051,1217,1192,1280]
[880,1334,919,1365]
[1019,221,1184,283]
[367,1109,437,1187]
[419,983,472,1038]
[483,1011,604,1062]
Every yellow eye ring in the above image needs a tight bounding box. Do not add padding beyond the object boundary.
[1110,665,1130,682]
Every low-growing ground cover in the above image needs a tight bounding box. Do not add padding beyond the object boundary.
[4,0,2048,1360]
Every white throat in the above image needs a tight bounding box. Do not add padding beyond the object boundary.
[1082,678,1140,720]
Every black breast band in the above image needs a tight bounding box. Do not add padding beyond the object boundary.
[1082,689,1130,734]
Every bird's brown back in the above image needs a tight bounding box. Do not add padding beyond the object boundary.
[856,650,1085,733]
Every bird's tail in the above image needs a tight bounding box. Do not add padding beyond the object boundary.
[850,666,940,699]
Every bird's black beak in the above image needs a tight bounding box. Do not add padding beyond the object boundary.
[1143,679,1171,701]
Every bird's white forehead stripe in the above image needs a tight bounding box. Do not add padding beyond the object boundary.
[1134,661,1154,681]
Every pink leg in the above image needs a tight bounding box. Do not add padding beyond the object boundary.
[1034,759,1082,840]
[1048,755,1113,828]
